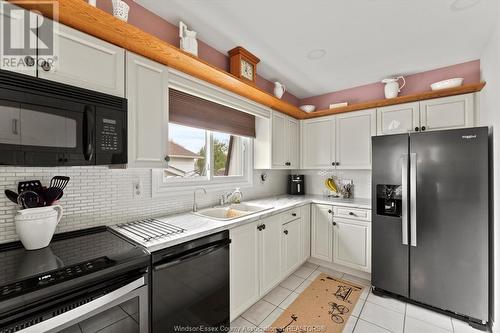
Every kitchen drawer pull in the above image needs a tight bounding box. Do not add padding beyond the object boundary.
[291,213,297,217]
[348,212,355,216]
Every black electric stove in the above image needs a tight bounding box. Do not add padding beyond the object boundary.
[0,227,150,332]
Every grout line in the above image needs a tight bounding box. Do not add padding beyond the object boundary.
[402,301,407,333]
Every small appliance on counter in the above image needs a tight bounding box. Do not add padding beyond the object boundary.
[287,175,305,195]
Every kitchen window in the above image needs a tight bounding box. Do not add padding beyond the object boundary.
[153,88,255,195]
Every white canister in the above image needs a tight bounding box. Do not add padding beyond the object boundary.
[112,0,130,22]
[15,205,63,250]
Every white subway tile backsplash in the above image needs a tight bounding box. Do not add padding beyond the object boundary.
[0,167,288,244]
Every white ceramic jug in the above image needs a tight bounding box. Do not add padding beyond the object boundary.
[382,76,406,99]
[15,205,63,250]
[179,21,198,56]
[274,82,286,99]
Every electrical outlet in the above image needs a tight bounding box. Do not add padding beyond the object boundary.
[132,180,142,198]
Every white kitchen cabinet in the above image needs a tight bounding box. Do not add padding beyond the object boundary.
[419,94,475,131]
[38,22,125,97]
[281,218,302,277]
[0,3,37,76]
[126,52,169,168]
[270,112,299,169]
[311,204,333,262]
[0,103,21,145]
[335,109,376,169]
[301,117,335,169]
[230,221,260,321]
[333,218,371,272]
[259,215,282,295]
[300,204,311,261]
[377,102,420,135]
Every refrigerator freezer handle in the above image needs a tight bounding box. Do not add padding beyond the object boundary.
[401,154,409,246]
[410,153,417,247]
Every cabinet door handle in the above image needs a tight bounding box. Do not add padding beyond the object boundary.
[349,212,355,216]
[332,221,337,226]
[415,127,420,132]
[421,126,426,131]
[164,155,170,162]
[12,119,18,135]
[284,230,288,235]
[285,162,291,166]
[331,162,335,166]
[262,224,266,230]
[328,209,332,214]
[24,56,35,67]
[336,162,340,166]
[40,60,51,72]
[292,213,297,217]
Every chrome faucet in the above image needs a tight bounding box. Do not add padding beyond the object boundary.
[193,187,207,212]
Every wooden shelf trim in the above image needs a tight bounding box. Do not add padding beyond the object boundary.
[13,0,305,119]
[12,1,486,121]
[303,82,486,119]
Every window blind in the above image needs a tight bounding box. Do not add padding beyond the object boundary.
[169,88,256,138]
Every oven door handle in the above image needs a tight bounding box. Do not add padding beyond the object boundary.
[154,241,230,272]
[18,277,145,333]
[83,106,95,162]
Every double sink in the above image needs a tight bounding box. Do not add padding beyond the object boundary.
[193,203,273,221]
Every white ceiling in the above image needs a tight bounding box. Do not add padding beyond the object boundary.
[136,0,497,98]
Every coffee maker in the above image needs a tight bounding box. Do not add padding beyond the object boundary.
[288,175,305,195]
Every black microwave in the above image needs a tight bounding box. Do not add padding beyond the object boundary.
[0,70,127,166]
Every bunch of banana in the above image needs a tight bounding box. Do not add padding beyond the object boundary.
[325,177,338,193]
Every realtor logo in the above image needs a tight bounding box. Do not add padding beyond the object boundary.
[0,0,58,71]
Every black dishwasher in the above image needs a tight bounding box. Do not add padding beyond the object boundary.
[152,230,230,333]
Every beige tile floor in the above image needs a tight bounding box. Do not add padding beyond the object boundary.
[231,263,488,333]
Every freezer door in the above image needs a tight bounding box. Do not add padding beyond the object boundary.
[372,134,410,297]
[409,127,489,322]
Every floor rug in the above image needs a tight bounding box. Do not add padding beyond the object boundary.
[266,273,364,333]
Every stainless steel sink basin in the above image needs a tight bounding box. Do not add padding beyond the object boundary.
[193,203,273,221]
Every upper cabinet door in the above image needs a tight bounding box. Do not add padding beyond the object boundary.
[38,22,125,97]
[419,94,475,132]
[126,52,169,168]
[336,109,376,169]
[288,117,300,168]
[271,112,287,168]
[377,102,420,135]
[301,117,335,169]
[0,3,37,76]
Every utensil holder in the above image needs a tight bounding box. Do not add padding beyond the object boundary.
[15,205,63,250]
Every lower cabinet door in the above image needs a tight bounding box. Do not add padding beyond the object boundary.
[311,204,333,262]
[281,218,302,277]
[300,205,311,261]
[333,219,371,272]
[259,215,282,296]
[229,222,259,321]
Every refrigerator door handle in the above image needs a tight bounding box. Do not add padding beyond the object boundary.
[410,153,417,247]
[401,154,409,246]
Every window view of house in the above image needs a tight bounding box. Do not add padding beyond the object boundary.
[166,124,245,180]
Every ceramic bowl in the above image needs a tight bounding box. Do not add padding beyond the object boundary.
[300,105,316,113]
[430,78,464,91]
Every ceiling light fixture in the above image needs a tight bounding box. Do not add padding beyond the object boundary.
[307,49,326,60]
[450,0,481,11]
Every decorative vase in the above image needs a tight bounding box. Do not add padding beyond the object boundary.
[381,76,406,99]
[15,205,63,250]
[112,0,130,22]
[179,21,198,56]
[273,82,286,99]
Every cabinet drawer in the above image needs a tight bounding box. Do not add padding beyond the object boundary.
[336,207,370,221]
[280,207,301,224]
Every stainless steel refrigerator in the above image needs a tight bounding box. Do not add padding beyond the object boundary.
[371,127,489,327]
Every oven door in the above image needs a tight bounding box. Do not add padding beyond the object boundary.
[0,276,148,333]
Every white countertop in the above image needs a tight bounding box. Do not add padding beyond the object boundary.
[111,194,371,252]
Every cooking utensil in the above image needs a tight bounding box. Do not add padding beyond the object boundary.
[49,176,70,192]
[4,190,19,205]
[43,188,63,206]
[17,191,43,209]
[18,180,43,195]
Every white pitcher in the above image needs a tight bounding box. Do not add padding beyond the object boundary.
[274,82,286,99]
[382,76,406,99]
[15,205,63,250]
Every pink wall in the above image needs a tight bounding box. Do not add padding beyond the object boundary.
[96,0,300,106]
[300,60,481,110]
